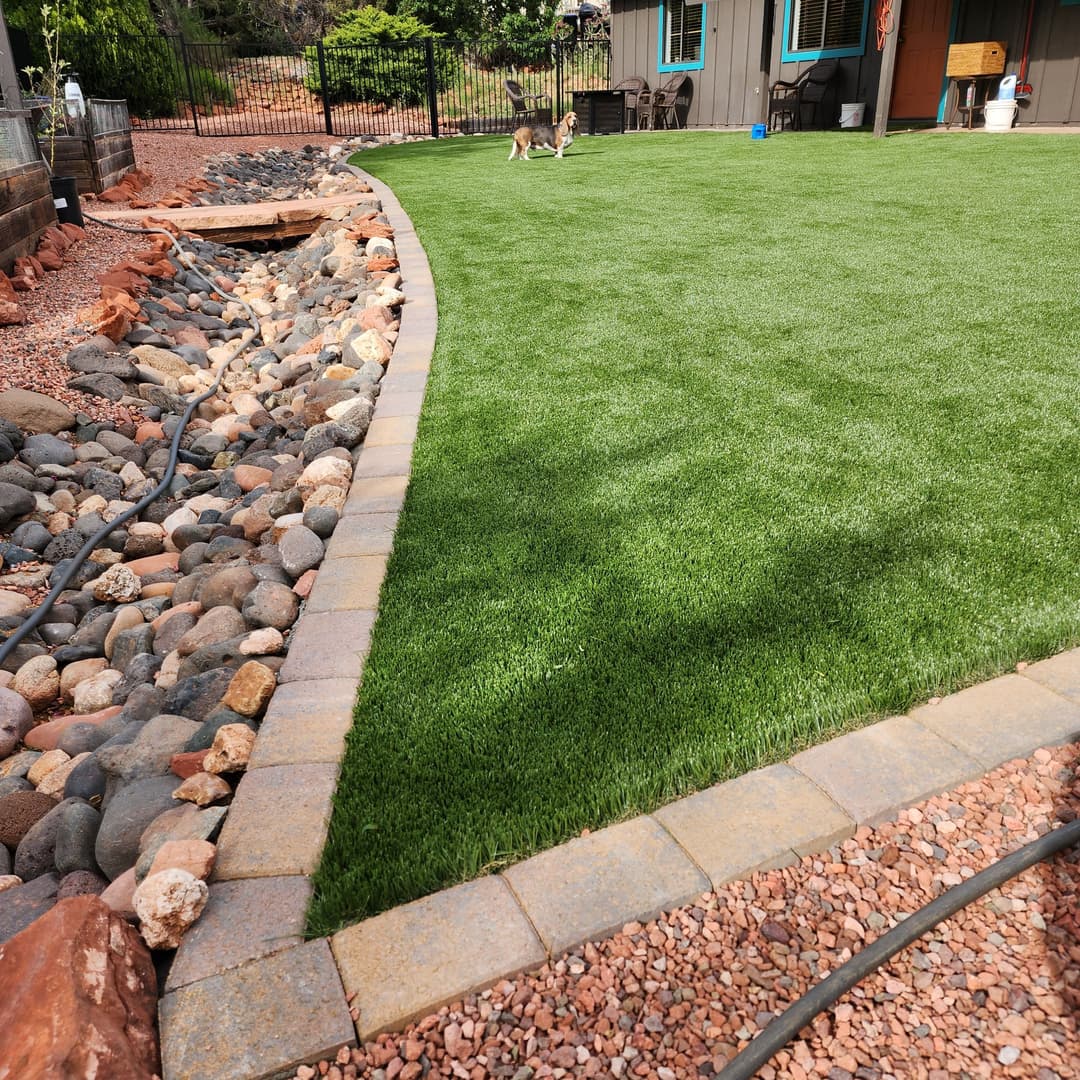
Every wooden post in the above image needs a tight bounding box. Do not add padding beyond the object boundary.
[873,0,903,137]
[0,0,24,112]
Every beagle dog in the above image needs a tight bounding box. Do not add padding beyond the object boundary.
[508,111,579,160]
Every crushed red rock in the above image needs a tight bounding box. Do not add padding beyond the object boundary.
[295,742,1079,1080]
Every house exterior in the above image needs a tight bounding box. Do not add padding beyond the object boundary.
[610,1,1080,127]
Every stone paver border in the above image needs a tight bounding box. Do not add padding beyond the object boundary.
[157,166,1080,1078]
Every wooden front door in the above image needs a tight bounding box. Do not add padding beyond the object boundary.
[890,0,953,118]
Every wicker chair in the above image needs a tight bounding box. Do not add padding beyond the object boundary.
[504,79,552,127]
[613,75,648,130]
[768,59,840,131]
[638,73,689,129]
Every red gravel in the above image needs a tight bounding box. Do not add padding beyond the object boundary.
[0,131,339,425]
[296,742,1080,1080]
[0,220,146,425]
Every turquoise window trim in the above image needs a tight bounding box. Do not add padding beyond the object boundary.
[780,0,872,62]
[936,0,963,123]
[657,1,707,73]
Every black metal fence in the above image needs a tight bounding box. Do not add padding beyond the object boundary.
[114,35,610,138]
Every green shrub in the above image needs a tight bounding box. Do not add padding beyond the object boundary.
[306,8,456,107]
[8,0,183,117]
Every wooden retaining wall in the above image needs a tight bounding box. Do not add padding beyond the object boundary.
[41,99,135,195]
[0,110,57,274]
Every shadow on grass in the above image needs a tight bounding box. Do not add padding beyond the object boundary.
[308,415,1040,932]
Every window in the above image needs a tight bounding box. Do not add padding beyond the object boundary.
[658,1,706,72]
[782,0,870,61]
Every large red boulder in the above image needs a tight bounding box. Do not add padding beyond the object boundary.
[0,896,159,1078]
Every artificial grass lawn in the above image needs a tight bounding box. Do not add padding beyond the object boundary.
[308,131,1080,933]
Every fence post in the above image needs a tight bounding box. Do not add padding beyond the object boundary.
[555,38,564,120]
[424,38,439,138]
[316,40,334,136]
[178,37,201,137]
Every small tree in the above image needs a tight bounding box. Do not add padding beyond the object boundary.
[20,3,69,171]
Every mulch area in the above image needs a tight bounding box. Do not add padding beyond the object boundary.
[296,741,1079,1080]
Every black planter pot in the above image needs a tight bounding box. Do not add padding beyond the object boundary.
[50,176,84,228]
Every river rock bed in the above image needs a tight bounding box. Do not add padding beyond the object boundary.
[0,147,400,984]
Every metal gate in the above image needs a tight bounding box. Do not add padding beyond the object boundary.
[127,36,610,138]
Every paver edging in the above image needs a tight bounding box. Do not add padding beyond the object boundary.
[157,166,439,1080]
[158,157,1080,1075]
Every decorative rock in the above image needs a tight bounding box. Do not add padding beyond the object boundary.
[163,667,235,724]
[0,483,36,530]
[54,799,102,876]
[239,627,284,655]
[234,464,273,492]
[203,724,257,775]
[133,867,209,949]
[14,797,81,880]
[103,605,145,659]
[57,869,109,898]
[92,563,141,604]
[59,656,109,702]
[0,789,57,847]
[0,872,59,942]
[176,605,247,657]
[279,524,324,578]
[172,771,231,807]
[100,866,138,919]
[72,668,124,715]
[241,580,299,631]
[26,748,70,787]
[0,897,159,1073]
[220,661,277,718]
[24,705,123,752]
[0,389,76,434]
[12,654,59,712]
[170,750,209,779]
[146,838,215,881]
[135,803,226,881]
[35,752,91,799]
[0,687,33,757]
[19,433,76,469]
[96,714,201,786]
[95,775,183,881]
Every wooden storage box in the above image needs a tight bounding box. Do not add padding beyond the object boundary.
[946,42,1007,77]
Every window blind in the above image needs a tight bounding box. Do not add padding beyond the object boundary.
[792,0,863,52]
[667,1,704,64]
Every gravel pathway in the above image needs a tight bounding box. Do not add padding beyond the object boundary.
[296,741,1079,1080]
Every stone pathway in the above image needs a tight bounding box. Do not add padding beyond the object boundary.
[158,171,1080,1079]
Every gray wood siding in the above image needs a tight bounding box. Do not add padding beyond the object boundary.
[615,1,1080,128]
[955,0,1080,124]
[611,0,770,126]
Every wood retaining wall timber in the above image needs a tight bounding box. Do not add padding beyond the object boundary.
[0,110,57,274]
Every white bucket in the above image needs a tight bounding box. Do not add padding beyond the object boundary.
[839,102,866,129]
[984,99,1017,132]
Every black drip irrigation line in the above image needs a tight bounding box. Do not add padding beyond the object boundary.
[717,816,1080,1080]
[0,214,262,669]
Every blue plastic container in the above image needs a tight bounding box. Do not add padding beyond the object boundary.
[998,74,1017,101]
[751,124,767,140]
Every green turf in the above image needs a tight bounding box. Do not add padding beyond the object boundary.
[307,131,1080,933]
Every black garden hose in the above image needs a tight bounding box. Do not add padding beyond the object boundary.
[0,215,262,668]
[717,816,1080,1080]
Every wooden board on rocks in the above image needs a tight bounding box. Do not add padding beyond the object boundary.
[95,192,380,244]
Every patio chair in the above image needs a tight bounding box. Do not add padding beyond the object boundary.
[768,58,840,131]
[637,73,689,129]
[613,75,648,130]
[504,79,552,127]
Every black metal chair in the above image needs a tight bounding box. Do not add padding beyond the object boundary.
[768,59,840,131]
[504,79,552,127]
